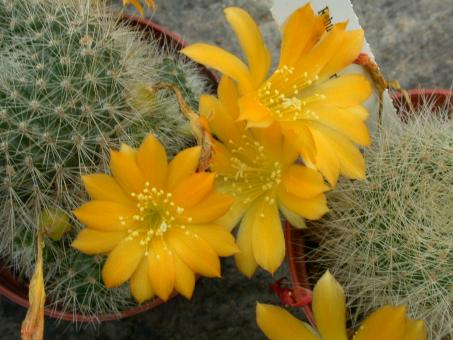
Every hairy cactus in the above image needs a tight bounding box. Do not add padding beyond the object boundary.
[307,97,453,339]
[0,0,209,318]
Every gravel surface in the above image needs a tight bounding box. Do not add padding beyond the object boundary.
[1,0,452,339]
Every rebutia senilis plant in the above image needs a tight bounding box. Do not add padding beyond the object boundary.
[308,95,453,339]
[0,0,209,319]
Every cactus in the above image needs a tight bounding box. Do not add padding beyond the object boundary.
[307,97,453,339]
[0,0,209,318]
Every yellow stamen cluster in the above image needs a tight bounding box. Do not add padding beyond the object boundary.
[257,65,325,121]
[221,135,282,205]
[120,181,190,256]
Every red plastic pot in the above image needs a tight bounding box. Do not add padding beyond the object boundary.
[0,15,217,323]
[285,88,453,290]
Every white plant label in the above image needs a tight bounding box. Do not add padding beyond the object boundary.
[271,0,395,129]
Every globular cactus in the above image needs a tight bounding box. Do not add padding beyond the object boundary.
[0,0,209,318]
[308,97,453,339]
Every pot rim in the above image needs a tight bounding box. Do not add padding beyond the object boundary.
[285,88,453,291]
[0,14,217,323]
[391,88,453,100]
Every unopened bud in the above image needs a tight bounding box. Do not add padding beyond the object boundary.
[38,208,71,241]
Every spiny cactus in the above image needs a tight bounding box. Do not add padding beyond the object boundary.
[0,0,209,318]
[307,96,453,339]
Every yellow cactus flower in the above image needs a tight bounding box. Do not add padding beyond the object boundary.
[123,0,156,16]
[201,76,330,277]
[256,271,427,340]
[182,5,372,186]
[72,134,238,303]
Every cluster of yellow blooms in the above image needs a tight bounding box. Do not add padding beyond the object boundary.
[71,3,427,339]
[181,4,371,279]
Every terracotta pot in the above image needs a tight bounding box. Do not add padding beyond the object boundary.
[0,15,217,323]
[391,89,453,114]
[285,88,453,290]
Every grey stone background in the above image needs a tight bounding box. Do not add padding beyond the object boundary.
[1,0,452,339]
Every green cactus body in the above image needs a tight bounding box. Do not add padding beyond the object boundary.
[0,0,209,318]
[308,100,453,339]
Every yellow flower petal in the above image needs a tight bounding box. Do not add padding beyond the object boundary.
[251,123,283,161]
[102,238,144,288]
[353,306,409,340]
[309,74,372,108]
[174,255,196,299]
[218,76,240,119]
[238,93,274,127]
[310,105,371,146]
[119,143,137,157]
[281,165,330,199]
[280,121,316,164]
[180,192,234,224]
[82,174,134,206]
[305,126,341,186]
[130,257,154,304]
[256,303,319,340]
[144,0,156,10]
[124,0,145,16]
[211,141,236,175]
[312,271,348,340]
[181,44,254,94]
[282,132,300,165]
[279,203,306,229]
[295,23,346,76]
[123,0,156,15]
[199,94,243,144]
[21,232,45,340]
[213,197,249,231]
[402,320,428,340]
[278,190,329,220]
[71,229,126,255]
[73,201,137,231]
[251,199,285,275]
[349,105,370,121]
[137,134,168,189]
[172,172,215,208]
[279,4,324,68]
[110,150,145,194]
[234,201,258,278]
[319,29,365,80]
[166,227,220,277]
[224,7,271,86]
[166,146,201,191]
[148,238,175,301]
[188,224,239,257]
[311,123,366,181]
